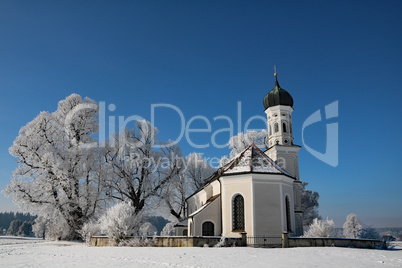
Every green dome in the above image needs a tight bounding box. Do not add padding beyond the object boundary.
[263,78,294,109]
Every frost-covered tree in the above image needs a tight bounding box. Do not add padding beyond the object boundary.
[99,202,143,245]
[104,120,183,215]
[304,218,335,237]
[139,222,157,237]
[161,221,177,236]
[162,172,187,221]
[32,216,47,239]
[343,213,363,238]
[157,145,186,221]
[4,94,105,240]
[7,219,22,236]
[162,152,215,221]
[227,130,269,159]
[185,153,215,191]
[17,221,33,237]
[33,209,76,240]
[79,220,101,243]
[300,182,321,228]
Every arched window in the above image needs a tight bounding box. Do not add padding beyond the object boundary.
[232,195,245,231]
[183,229,188,236]
[202,221,214,236]
[285,196,292,232]
[283,123,287,133]
[268,125,272,135]
[274,123,279,133]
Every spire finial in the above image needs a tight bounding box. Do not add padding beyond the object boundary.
[274,65,278,81]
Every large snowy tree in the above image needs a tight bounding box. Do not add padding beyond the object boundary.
[185,152,215,192]
[103,120,182,215]
[4,94,105,240]
[162,152,215,221]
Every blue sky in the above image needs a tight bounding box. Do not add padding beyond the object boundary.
[0,0,401,227]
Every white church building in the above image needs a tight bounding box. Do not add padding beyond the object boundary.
[175,73,304,238]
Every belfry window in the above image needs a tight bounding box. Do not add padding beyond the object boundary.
[232,195,245,231]
[274,123,279,133]
[283,123,287,133]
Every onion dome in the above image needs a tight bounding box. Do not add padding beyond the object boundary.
[263,74,294,110]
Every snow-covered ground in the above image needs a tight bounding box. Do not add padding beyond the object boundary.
[1,236,401,267]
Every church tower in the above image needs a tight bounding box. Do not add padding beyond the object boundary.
[263,70,300,179]
[263,69,303,235]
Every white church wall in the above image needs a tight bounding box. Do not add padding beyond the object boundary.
[186,180,221,217]
[187,191,207,216]
[221,175,254,237]
[253,181,282,236]
[192,196,221,236]
[252,174,296,237]
[187,197,196,216]
[188,218,194,236]
[175,226,188,236]
[281,181,296,234]
[265,145,300,179]
[211,180,220,197]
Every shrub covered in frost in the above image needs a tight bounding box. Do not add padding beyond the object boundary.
[303,218,335,237]
[33,213,73,241]
[214,237,226,248]
[139,222,157,237]
[79,220,101,243]
[98,202,142,245]
[161,221,177,236]
[119,237,156,247]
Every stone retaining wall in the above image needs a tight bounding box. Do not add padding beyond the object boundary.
[89,236,244,247]
[90,235,385,249]
[287,237,385,249]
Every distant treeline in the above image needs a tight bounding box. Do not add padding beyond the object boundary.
[0,212,36,235]
[0,212,168,237]
[334,227,402,240]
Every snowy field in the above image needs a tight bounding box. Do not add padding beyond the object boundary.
[1,237,401,268]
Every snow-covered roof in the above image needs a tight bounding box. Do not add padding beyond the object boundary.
[186,144,294,201]
[221,144,291,176]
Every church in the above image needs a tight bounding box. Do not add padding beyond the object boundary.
[175,72,304,238]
